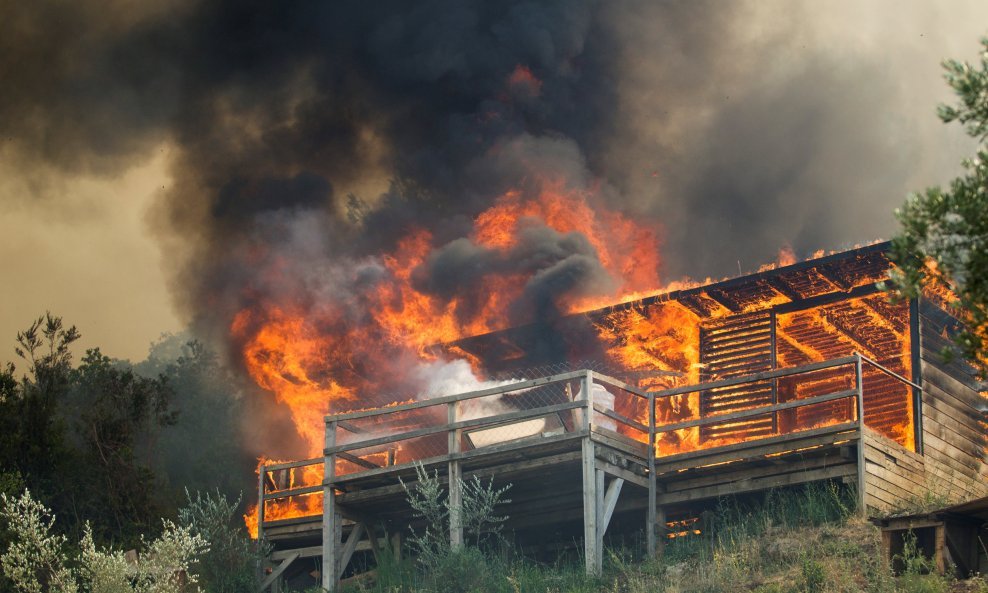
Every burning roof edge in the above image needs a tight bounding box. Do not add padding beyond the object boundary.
[585,240,890,317]
[446,240,893,348]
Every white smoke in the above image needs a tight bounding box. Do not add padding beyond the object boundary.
[413,358,520,399]
[412,358,524,421]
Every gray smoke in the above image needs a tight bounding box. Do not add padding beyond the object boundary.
[415,223,616,324]
[2,1,982,291]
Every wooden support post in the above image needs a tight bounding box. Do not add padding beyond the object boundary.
[600,477,624,537]
[854,354,867,517]
[769,310,779,434]
[336,523,365,581]
[333,512,342,583]
[595,469,605,560]
[448,401,463,549]
[257,463,266,583]
[257,464,266,543]
[322,420,338,593]
[391,531,402,561]
[646,392,657,557]
[880,529,893,567]
[934,525,946,574]
[258,552,299,593]
[656,504,667,558]
[581,371,600,576]
[362,521,383,564]
[909,297,923,454]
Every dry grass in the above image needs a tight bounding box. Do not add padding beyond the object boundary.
[332,483,983,593]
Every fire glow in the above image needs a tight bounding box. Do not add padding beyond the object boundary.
[234,182,915,535]
[237,177,667,534]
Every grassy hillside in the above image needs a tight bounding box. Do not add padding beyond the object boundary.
[336,483,987,593]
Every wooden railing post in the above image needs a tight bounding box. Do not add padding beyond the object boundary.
[257,463,266,541]
[581,371,600,575]
[854,354,867,517]
[257,463,266,584]
[646,392,657,557]
[322,420,338,592]
[448,401,463,549]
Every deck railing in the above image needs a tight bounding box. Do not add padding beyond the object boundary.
[256,370,647,538]
[257,353,919,538]
[324,369,648,483]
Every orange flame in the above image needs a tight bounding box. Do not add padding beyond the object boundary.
[233,310,356,455]
[236,176,664,534]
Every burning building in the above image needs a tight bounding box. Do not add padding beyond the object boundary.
[254,242,988,592]
[4,3,987,591]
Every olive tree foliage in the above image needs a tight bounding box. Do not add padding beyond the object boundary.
[177,490,259,593]
[0,490,208,593]
[891,37,988,371]
[64,349,176,544]
[399,464,511,569]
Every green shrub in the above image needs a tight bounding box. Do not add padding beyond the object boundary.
[430,546,495,593]
[752,583,785,593]
[178,490,261,593]
[392,463,512,592]
[0,489,208,593]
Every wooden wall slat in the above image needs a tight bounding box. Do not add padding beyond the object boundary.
[920,397,986,453]
[920,358,985,409]
[863,449,925,480]
[921,430,982,476]
[699,313,775,442]
[863,454,927,491]
[865,464,925,503]
[863,430,929,511]
[922,381,986,426]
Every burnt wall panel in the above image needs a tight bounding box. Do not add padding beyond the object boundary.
[698,312,774,442]
[775,296,913,447]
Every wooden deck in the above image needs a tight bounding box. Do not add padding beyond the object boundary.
[253,354,964,592]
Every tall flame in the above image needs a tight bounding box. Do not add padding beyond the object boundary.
[236,176,664,534]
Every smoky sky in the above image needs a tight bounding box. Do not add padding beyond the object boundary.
[2,0,985,345]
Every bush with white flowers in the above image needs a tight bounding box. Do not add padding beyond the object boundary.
[0,490,208,593]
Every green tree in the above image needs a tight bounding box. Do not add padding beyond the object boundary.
[0,314,78,508]
[62,349,176,545]
[0,364,26,500]
[0,315,80,593]
[891,37,988,371]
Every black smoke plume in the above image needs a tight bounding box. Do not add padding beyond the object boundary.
[3,0,983,457]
